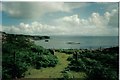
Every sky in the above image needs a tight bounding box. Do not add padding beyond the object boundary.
[1,2,119,36]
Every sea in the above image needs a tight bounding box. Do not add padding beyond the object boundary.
[35,36,119,49]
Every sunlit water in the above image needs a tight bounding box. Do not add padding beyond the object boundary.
[35,36,119,49]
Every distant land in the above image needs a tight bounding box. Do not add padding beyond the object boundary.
[0,31,50,40]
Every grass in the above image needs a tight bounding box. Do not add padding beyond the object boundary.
[25,52,86,78]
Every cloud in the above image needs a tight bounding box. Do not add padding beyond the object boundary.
[89,12,108,27]
[108,9,118,28]
[54,9,118,36]
[2,21,68,35]
[2,8,118,36]
[57,8,118,27]
[56,13,108,28]
[2,2,88,19]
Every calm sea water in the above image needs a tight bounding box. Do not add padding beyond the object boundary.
[35,36,119,49]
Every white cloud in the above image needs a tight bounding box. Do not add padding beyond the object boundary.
[104,12,111,21]
[2,8,118,36]
[89,13,107,27]
[2,2,88,18]
[2,21,68,35]
[54,9,118,36]
[57,8,118,28]
[56,13,108,28]
[59,15,81,26]
[108,9,118,28]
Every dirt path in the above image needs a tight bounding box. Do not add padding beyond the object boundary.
[25,52,71,78]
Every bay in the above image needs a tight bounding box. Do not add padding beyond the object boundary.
[35,36,119,49]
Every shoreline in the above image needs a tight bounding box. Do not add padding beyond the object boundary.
[46,46,119,50]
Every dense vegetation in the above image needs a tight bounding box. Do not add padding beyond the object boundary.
[63,47,119,80]
[2,33,58,79]
[2,32,119,80]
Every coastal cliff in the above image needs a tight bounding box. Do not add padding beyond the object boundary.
[1,31,50,41]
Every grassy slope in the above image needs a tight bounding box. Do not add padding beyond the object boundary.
[25,52,86,78]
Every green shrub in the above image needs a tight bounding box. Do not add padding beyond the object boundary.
[86,67,118,80]
[2,34,58,79]
[67,47,119,80]
[67,56,73,61]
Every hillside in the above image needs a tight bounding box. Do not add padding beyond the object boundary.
[2,32,57,79]
[1,31,50,42]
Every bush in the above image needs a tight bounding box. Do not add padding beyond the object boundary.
[2,34,58,79]
[86,67,118,80]
[67,47,119,80]
[68,59,86,72]
[67,56,73,61]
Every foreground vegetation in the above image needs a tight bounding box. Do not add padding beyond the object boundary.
[2,32,119,80]
[25,47,119,80]
[59,47,119,80]
[2,33,58,79]
[25,52,86,79]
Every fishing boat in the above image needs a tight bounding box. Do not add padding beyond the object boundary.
[45,39,49,42]
[67,42,80,44]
